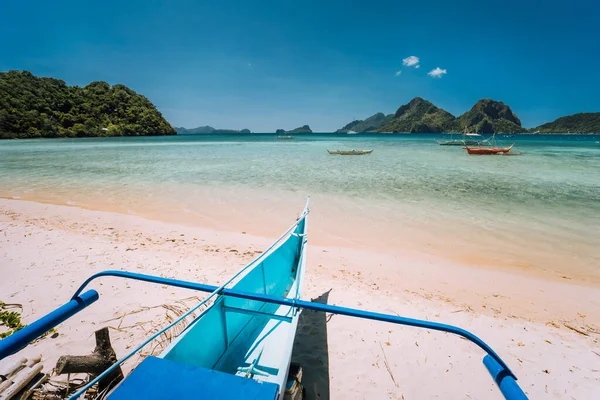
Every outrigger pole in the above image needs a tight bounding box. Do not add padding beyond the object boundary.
[0,270,528,400]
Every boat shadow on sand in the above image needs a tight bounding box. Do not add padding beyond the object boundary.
[291,289,331,400]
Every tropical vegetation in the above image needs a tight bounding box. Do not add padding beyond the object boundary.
[532,113,600,134]
[276,125,312,134]
[0,70,176,139]
[336,112,394,133]
[337,97,530,134]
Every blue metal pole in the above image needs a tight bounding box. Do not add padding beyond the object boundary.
[483,355,528,400]
[0,290,99,360]
[71,271,216,300]
[234,288,516,378]
[14,270,527,400]
[70,271,516,378]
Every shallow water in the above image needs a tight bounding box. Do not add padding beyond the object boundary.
[1,133,599,280]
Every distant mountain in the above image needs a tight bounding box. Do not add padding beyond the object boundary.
[362,97,529,134]
[175,126,213,134]
[276,125,312,134]
[0,70,176,139]
[455,99,526,133]
[335,112,394,133]
[176,126,251,134]
[378,97,456,133]
[532,113,600,134]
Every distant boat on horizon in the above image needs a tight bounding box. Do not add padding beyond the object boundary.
[438,127,483,146]
[327,149,373,155]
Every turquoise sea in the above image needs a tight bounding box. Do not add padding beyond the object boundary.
[1,134,599,280]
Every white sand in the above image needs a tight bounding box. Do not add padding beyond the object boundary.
[1,199,599,399]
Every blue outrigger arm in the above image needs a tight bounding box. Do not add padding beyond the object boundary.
[0,290,99,360]
[0,270,528,400]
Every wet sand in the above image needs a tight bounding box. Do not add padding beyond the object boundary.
[3,188,599,286]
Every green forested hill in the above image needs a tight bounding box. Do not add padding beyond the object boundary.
[276,125,313,134]
[0,70,176,139]
[532,113,600,133]
[335,112,394,133]
[378,97,456,133]
[455,99,527,133]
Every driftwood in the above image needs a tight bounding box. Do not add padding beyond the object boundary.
[55,327,123,395]
[20,372,49,399]
[26,356,42,368]
[1,363,43,399]
[0,378,13,395]
[0,357,26,381]
[0,357,28,396]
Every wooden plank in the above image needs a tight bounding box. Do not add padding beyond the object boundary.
[1,364,43,399]
[0,358,26,380]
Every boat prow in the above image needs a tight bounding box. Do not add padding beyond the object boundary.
[148,208,308,399]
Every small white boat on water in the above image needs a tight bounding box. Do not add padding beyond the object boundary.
[437,128,484,146]
[327,149,373,155]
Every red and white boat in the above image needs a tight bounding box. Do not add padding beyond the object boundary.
[464,133,515,155]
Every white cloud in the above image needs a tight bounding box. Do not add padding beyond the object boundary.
[428,67,447,78]
[395,70,402,76]
[402,56,420,68]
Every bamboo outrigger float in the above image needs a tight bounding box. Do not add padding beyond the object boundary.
[0,199,527,400]
[327,149,373,155]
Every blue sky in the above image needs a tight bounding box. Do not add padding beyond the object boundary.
[1,0,599,131]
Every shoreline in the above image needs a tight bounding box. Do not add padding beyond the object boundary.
[2,192,599,287]
[2,132,600,140]
[1,198,599,398]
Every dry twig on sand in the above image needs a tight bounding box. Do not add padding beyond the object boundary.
[32,296,205,399]
[563,323,589,337]
[379,342,398,388]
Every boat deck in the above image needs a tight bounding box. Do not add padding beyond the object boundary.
[216,295,297,381]
[107,356,279,400]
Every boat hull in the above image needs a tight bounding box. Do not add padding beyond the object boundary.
[465,144,514,155]
[159,214,307,399]
[327,149,373,155]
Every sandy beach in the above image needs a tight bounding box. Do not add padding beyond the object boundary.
[1,198,599,399]
[3,0,600,396]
